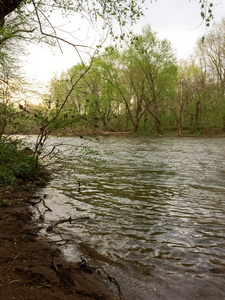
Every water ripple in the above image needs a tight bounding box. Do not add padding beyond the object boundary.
[37,136,225,300]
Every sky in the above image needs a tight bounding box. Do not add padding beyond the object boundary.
[23,0,225,89]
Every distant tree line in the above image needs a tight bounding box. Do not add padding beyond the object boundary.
[41,20,225,135]
[1,18,225,137]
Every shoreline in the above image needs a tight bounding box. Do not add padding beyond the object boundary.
[15,129,225,139]
[0,178,119,300]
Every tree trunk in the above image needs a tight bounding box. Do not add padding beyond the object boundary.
[147,107,161,135]
[178,77,183,136]
[0,0,23,26]
[190,101,201,134]
[153,99,160,134]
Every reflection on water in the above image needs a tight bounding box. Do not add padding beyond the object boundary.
[35,136,225,299]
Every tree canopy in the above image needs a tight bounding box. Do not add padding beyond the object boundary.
[0,0,144,49]
[0,0,215,50]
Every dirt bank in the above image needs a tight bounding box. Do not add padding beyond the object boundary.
[0,179,119,300]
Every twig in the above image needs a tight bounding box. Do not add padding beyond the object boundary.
[79,257,96,274]
[36,206,45,221]
[41,196,52,212]
[6,253,20,272]
[32,0,93,50]
[52,258,59,272]
[78,257,124,299]
[7,279,22,285]
[99,266,124,299]
[46,216,89,232]
[28,198,42,205]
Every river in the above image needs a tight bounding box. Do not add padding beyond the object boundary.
[32,136,225,300]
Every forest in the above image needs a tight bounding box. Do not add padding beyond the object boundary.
[1,9,224,138]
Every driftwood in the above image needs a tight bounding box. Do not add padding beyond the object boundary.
[28,195,52,212]
[99,266,123,299]
[41,196,52,212]
[28,195,52,221]
[78,257,124,300]
[46,216,90,232]
[31,197,123,298]
[44,215,123,299]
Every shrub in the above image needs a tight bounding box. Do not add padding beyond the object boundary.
[0,138,36,185]
[0,169,16,184]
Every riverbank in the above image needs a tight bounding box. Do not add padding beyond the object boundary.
[47,128,225,139]
[0,178,118,299]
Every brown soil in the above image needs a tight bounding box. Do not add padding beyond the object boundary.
[0,179,119,300]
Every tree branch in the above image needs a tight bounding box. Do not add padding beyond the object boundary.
[32,0,94,51]
[0,28,36,46]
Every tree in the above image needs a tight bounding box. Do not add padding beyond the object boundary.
[0,52,32,138]
[44,64,93,134]
[196,18,225,130]
[48,27,178,135]
[129,25,177,134]
[177,59,206,135]
[80,60,120,131]
[96,48,142,132]
[44,16,225,136]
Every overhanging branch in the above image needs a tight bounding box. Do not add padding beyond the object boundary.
[32,0,94,52]
[0,28,36,46]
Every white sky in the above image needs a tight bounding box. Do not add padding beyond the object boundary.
[23,0,225,88]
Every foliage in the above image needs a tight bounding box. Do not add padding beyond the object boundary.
[0,199,11,207]
[0,37,38,138]
[195,18,225,130]
[0,0,216,68]
[125,25,178,134]
[0,0,148,145]
[1,18,225,137]
[0,0,145,57]
[199,0,214,27]
[0,138,36,185]
[0,1,222,140]
[47,26,178,134]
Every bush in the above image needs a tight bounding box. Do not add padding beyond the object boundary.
[0,169,16,185]
[0,138,36,185]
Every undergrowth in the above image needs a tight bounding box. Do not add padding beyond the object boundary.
[0,138,37,185]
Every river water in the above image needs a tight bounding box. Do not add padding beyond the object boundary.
[33,136,225,300]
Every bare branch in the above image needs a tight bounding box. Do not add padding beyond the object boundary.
[32,0,94,51]
[46,217,90,232]
[0,78,9,85]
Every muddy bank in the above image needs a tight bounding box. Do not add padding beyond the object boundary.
[0,179,119,300]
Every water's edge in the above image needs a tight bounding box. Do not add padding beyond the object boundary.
[32,136,225,300]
